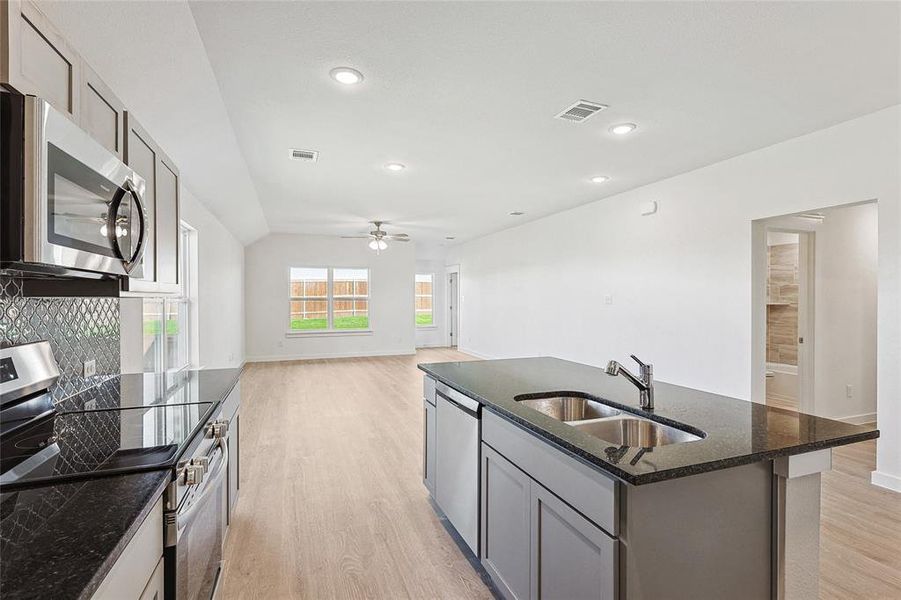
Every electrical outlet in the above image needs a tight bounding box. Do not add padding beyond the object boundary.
[604,295,614,305]
[846,384,853,399]
[82,359,96,377]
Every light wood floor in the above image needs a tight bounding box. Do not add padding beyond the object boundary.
[222,349,901,599]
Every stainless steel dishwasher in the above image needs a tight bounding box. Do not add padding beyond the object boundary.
[434,382,481,556]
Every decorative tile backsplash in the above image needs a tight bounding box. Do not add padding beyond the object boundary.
[0,273,120,405]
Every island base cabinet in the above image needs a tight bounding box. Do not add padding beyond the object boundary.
[481,443,617,600]
[481,445,531,600]
[531,484,617,600]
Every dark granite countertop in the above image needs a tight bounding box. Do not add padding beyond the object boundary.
[418,357,878,485]
[58,366,245,412]
[0,367,244,599]
[0,470,169,600]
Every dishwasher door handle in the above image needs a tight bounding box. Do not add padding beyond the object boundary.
[436,391,480,418]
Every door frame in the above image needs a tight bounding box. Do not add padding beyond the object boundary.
[446,265,460,348]
[752,225,815,412]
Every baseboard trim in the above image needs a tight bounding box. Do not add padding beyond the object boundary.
[835,412,877,425]
[415,343,453,349]
[457,346,493,360]
[871,470,901,493]
[247,349,416,363]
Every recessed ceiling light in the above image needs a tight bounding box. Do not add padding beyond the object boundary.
[509,211,525,216]
[330,67,364,85]
[384,162,406,172]
[609,123,637,136]
[590,175,610,184]
[445,236,456,240]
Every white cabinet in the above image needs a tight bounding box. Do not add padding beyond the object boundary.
[138,558,164,600]
[91,496,164,600]
[79,62,125,159]
[1,0,80,117]
[221,382,242,532]
[122,112,181,295]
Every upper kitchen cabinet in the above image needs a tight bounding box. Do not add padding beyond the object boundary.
[123,112,181,295]
[2,0,123,158]
[79,62,125,159]
[1,0,80,117]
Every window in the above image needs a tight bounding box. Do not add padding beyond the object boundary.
[143,224,195,374]
[289,267,370,332]
[415,273,434,327]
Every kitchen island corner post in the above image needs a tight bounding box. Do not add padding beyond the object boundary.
[772,448,832,600]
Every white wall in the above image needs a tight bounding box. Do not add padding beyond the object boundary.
[447,105,901,491]
[814,203,878,422]
[245,234,415,361]
[120,188,245,371]
[415,259,447,348]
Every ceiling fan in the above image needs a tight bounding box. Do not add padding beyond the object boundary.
[342,221,410,253]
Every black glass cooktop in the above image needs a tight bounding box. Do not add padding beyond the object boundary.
[0,402,215,490]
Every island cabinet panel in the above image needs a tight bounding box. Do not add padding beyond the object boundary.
[481,444,531,600]
[423,397,436,493]
[2,0,80,117]
[531,483,617,600]
[482,410,617,536]
[423,375,436,406]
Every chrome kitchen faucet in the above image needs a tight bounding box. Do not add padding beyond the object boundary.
[605,354,654,410]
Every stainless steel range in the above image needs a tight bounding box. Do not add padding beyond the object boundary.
[0,341,231,599]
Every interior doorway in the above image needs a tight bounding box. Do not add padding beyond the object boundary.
[762,229,813,412]
[447,270,459,348]
[751,201,878,423]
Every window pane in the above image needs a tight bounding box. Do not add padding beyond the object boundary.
[335,299,368,329]
[290,267,328,330]
[333,269,369,297]
[415,273,434,326]
[142,298,165,372]
[165,300,189,372]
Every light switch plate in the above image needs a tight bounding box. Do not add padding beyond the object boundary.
[83,359,96,377]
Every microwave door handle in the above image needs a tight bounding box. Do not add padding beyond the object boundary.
[177,437,229,535]
[120,179,148,274]
[107,188,127,262]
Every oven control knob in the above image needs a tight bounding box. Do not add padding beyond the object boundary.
[184,464,205,486]
[191,456,210,473]
[207,419,229,439]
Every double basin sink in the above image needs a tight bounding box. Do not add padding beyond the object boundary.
[515,393,703,447]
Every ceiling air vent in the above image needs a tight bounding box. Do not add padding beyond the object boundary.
[555,100,607,123]
[289,148,319,162]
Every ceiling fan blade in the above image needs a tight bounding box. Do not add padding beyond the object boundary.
[384,236,410,242]
[391,233,409,237]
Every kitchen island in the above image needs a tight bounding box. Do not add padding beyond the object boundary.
[418,357,878,600]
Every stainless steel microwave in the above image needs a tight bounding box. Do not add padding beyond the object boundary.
[1,93,148,278]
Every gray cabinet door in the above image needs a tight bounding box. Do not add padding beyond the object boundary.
[423,398,436,494]
[154,154,180,290]
[530,483,617,600]
[2,1,80,117]
[123,113,157,288]
[481,444,531,600]
[79,63,125,159]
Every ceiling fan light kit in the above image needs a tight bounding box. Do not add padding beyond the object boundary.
[342,221,410,253]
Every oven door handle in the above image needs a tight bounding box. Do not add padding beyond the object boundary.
[177,436,229,534]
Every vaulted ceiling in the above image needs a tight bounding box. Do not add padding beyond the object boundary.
[39,2,901,247]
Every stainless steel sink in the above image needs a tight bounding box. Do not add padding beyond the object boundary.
[516,395,621,421]
[573,417,703,447]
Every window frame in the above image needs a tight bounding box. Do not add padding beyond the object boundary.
[414,272,436,329]
[287,266,372,336]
